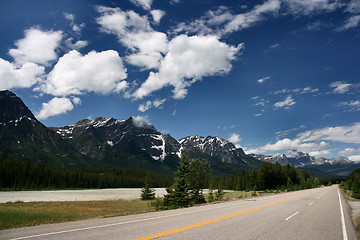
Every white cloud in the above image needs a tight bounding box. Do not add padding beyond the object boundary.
[338,100,360,112]
[138,98,166,112]
[257,76,271,84]
[96,6,168,70]
[8,28,62,66]
[346,0,360,13]
[132,115,151,128]
[249,122,360,155]
[36,97,74,120]
[282,0,342,15]
[172,0,280,37]
[272,86,319,95]
[274,95,296,109]
[349,155,360,162]
[138,101,152,112]
[130,0,153,10]
[228,133,242,143]
[64,12,85,33]
[0,59,44,90]
[329,81,352,94]
[339,148,360,156]
[338,15,360,31]
[248,138,329,154]
[72,97,81,105]
[65,38,88,50]
[150,10,165,24]
[41,50,127,96]
[309,150,331,157]
[124,31,168,70]
[133,34,243,99]
[224,0,281,34]
[298,122,360,144]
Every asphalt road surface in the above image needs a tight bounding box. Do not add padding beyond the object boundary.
[1,185,358,240]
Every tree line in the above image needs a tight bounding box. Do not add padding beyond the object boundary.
[213,162,322,192]
[0,158,173,190]
[341,167,360,199]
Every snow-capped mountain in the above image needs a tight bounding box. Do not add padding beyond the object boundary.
[0,90,89,167]
[250,150,360,176]
[52,117,181,162]
[179,136,247,164]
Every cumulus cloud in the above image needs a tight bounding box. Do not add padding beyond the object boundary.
[150,10,165,24]
[0,59,44,90]
[41,50,127,96]
[309,150,331,158]
[96,6,168,70]
[36,97,74,120]
[274,95,296,109]
[8,28,62,66]
[133,34,243,99]
[228,133,242,143]
[138,98,166,112]
[329,81,352,94]
[130,0,153,10]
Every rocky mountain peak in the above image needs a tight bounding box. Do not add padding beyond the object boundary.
[0,90,35,124]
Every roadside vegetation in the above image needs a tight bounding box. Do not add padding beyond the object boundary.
[341,168,360,199]
[0,199,154,230]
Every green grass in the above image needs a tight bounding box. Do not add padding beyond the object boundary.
[0,200,155,230]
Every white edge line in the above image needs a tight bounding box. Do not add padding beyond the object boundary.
[338,189,348,240]
[285,211,299,221]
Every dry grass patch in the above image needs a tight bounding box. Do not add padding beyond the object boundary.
[0,199,155,230]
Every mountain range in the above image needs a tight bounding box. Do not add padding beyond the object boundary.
[1,90,359,177]
[250,150,359,177]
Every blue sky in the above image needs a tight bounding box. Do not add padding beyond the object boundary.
[1,0,360,160]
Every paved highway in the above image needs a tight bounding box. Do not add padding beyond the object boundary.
[1,185,357,240]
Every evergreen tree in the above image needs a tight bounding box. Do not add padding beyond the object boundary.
[188,159,212,204]
[141,175,155,200]
[163,155,191,208]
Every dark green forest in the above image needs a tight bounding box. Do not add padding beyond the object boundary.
[212,162,323,191]
[341,167,360,199]
[0,158,173,190]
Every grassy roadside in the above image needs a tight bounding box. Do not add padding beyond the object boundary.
[0,190,280,230]
[0,199,155,230]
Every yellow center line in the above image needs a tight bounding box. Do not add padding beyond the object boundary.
[133,191,313,240]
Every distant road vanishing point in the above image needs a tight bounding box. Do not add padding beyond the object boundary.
[1,185,357,240]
